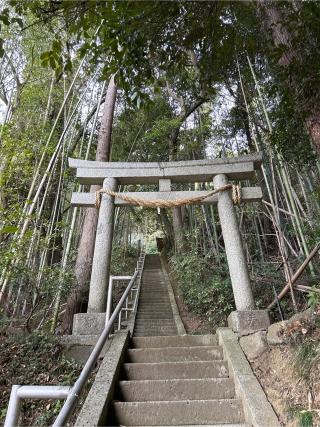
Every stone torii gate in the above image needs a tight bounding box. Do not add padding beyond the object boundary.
[69,153,269,336]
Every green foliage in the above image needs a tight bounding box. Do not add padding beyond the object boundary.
[110,244,139,276]
[4,1,262,103]
[268,95,316,165]
[293,341,320,384]
[307,292,320,310]
[170,247,234,325]
[298,410,314,427]
[111,96,177,162]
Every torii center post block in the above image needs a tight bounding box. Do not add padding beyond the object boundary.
[69,154,268,336]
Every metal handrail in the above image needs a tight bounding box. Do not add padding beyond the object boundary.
[53,269,140,426]
[4,249,146,427]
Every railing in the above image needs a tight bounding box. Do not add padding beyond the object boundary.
[4,247,146,427]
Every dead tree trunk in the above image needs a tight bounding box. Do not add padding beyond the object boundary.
[61,75,117,333]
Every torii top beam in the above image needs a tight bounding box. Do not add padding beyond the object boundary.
[68,153,262,185]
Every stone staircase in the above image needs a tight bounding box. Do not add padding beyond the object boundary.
[108,255,249,426]
[133,254,178,337]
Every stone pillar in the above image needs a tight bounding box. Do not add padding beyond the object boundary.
[87,177,117,313]
[213,174,255,311]
[213,174,270,335]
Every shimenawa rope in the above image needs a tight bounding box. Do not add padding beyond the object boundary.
[95,184,242,209]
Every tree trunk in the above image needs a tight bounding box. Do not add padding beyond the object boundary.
[258,0,320,154]
[61,75,117,333]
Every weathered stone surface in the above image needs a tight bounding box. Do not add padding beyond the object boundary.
[119,378,235,401]
[70,154,263,185]
[239,331,269,361]
[267,321,288,345]
[113,400,245,426]
[160,255,186,335]
[123,360,229,380]
[228,310,270,336]
[75,331,129,427]
[132,334,217,348]
[71,187,262,208]
[217,328,280,426]
[72,312,106,335]
[213,174,255,312]
[69,153,263,171]
[88,176,117,313]
[289,308,313,323]
[127,346,223,363]
[59,334,112,363]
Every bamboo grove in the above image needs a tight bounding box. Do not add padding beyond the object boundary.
[0,1,320,333]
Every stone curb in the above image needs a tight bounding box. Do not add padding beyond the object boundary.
[74,331,129,427]
[217,327,280,427]
[160,253,186,335]
[59,334,112,364]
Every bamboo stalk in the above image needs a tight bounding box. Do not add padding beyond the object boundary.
[268,242,320,310]
[247,55,315,275]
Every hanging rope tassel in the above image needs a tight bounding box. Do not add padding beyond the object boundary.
[95,184,242,209]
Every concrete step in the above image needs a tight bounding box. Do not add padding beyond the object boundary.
[136,312,173,316]
[118,378,234,401]
[127,346,223,363]
[132,334,217,348]
[136,312,173,315]
[133,329,177,333]
[133,332,178,337]
[139,290,168,293]
[138,297,169,300]
[135,315,174,320]
[137,307,172,310]
[140,284,166,287]
[140,286,166,288]
[136,313,173,317]
[134,320,175,324]
[123,361,228,380]
[137,308,173,312]
[140,291,170,301]
[138,302,169,305]
[134,323,176,326]
[137,304,172,307]
[133,330,178,336]
[137,310,173,319]
[134,325,177,330]
[134,320,176,324]
[112,399,244,425]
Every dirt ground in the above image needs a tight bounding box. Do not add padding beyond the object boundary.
[251,344,320,426]
[165,259,214,335]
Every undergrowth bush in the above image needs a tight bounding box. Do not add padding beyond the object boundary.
[0,331,82,426]
[111,244,139,276]
[169,249,234,325]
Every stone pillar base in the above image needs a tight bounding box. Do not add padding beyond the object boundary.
[228,310,270,336]
[73,313,106,335]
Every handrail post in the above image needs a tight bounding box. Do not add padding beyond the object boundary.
[4,386,20,427]
[106,276,114,323]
